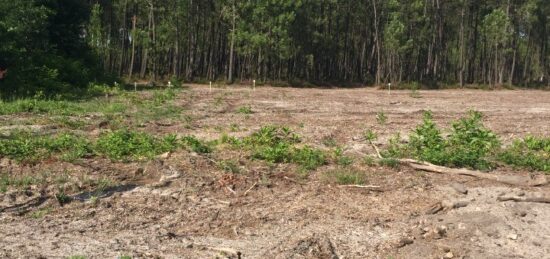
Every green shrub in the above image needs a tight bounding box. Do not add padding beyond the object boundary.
[245,126,324,170]
[292,146,326,170]
[253,142,291,163]
[408,111,447,164]
[445,111,500,170]
[95,129,178,161]
[382,111,500,170]
[499,136,550,172]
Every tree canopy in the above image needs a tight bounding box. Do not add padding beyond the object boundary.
[1,0,549,97]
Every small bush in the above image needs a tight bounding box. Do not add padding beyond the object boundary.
[292,146,326,170]
[445,111,500,170]
[408,111,447,164]
[499,136,550,172]
[382,111,500,170]
[95,129,178,161]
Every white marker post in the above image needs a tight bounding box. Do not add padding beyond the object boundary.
[253,79,256,91]
[388,82,391,96]
[209,81,212,93]
[168,81,172,88]
[134,81,137,92]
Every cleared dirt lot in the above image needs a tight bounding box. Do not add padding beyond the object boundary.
[1,86,549,258]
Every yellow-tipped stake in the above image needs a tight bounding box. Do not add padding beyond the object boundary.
[388,83,391,95]
[209,81,212,93]
[134,81,137,92]
[253,80,256,91]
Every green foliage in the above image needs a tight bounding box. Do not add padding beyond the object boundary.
[245,125,300,146]
[382,111,500,170]
[95,129,178,161]
[0,174,42,192]
[244,126,324,170]
[181,136,212,154]
[334,147,354,166]
[328,169,366,185]
[408,111,446,164]
[379,157,400,168]
[292,146,326,170]
[376,112,388,125]
[499,136,550,172]
[236,105,253,114]
[364,129,378,142]
[0,132,91,163]
[381,133,407,159]
[445,111,500,170]
[0,0,108,99]
[55,190,72,205]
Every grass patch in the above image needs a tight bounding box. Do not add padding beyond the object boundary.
[499,136,550,172]
[236,105,253,114]
[0,132,91,163]
[181,135,212,154]
[326,169,366,185]
[217,160,241,174]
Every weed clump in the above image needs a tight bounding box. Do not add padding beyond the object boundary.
[0,132,91,163]
[95,129,178,161]
[499,136,550,172]
[181,135,212,154]
[244,126,325,170]
[326,169,366,185]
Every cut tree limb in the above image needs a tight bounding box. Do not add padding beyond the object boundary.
[498,195,550,204]
[338,184,384,191]
[400,159,548,187]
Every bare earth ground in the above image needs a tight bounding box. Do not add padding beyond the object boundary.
[1,86,550,258]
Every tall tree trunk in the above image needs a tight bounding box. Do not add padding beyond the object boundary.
[227,2,236,83]
[129,15,136,79]
[372,0,381,86]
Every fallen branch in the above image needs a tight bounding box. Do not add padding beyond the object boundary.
[400,159,548,187]
[243,182,258,196]
[338,184,384,191]
[498,195,550,204]
[226,186,237,195]
[369,140,383,159]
